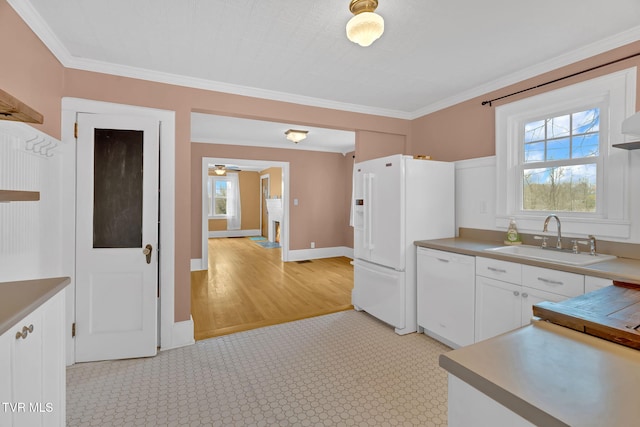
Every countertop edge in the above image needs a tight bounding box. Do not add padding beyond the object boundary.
[439,353,569,427]
[415,238,640,285]
[0,277,70,336]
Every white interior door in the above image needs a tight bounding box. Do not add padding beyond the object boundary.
[75,113,159,362]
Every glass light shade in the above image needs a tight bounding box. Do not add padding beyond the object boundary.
[285,129,308,143]
[346,12,384,47]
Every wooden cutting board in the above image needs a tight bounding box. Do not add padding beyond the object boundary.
[533,281,640,350]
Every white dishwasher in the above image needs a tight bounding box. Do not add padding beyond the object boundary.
[417,247,475,348]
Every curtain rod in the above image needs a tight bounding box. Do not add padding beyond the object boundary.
[481,51,640,107]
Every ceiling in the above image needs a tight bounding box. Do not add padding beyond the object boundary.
[10,0,640,152]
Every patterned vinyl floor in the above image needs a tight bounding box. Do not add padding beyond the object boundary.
[67,311,451,426]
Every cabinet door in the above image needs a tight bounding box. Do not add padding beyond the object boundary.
[9,290,65,427]
[0,330,12,426]
[475,276,522,342]
[12,308,43,427]
[417,248,475,347]
[584,276,613,293]
[521,286,567,326]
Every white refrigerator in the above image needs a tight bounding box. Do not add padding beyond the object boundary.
[352,154,454,335]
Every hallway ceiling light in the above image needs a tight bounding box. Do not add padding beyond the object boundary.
[213,165,226,175]
[285,129,309,143]
[346,0,384,47]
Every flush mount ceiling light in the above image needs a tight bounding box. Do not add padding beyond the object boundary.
[213,165,226,175]
[285,129,309,143]
[346,0,384,47]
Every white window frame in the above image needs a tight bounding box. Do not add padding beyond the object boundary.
[208,175,230,219]
[496,67,636,239]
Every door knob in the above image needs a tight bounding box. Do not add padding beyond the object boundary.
[143,244,153,264]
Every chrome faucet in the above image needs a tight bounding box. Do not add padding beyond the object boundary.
[543,214,562,249]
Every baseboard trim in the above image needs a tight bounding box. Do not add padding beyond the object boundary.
[161,316,195,351]
[288,246,353,262]
[208,229,261,238]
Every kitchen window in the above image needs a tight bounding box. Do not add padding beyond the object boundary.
[495,67,635,238]
[521,107,602,213]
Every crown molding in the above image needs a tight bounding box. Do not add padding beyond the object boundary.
[63,56,415,120]
[410,25,640,119]
[10,0,640,121]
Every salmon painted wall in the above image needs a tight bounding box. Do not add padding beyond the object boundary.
[191,143,353,257]
[410,41,640,161]
[0,1,64,138]
[355,130,406,162]
[343,151,356,249]
[59,71,412,320]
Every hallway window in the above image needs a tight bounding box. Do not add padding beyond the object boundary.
[208,177,229,217]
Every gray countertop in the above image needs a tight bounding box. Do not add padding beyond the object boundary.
[0,277,70,336]
[415,237,640,285]
[440,320,640,426]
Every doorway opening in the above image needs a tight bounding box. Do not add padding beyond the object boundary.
[201,157,290,265]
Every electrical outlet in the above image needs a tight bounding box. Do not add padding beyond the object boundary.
[310,242,315,249]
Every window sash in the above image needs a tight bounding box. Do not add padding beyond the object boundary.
[208,176,229,218]
[515,104,606,217]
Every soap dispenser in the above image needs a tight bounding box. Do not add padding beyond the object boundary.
[505,217,522,245]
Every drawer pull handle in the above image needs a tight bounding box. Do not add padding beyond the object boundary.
[487,267,507,273]
[522,292,528,298]
[537,277,563,286]
[437,258,450,263]
[513,291,520,296]
[15,324,34,340]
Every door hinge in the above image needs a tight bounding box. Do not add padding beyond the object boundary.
[72,322,76,338]
[74,122,78,139]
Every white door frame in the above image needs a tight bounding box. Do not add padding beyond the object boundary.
[201,158,290,265]
[260,173,270,237]
[61,98,189,365]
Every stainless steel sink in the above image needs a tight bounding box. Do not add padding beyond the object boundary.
[484,245,617,266]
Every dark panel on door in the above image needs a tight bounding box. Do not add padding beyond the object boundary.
[93,128,144,248]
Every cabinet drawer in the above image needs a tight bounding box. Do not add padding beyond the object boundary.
[476,257,521,284]
[522,265,584,297]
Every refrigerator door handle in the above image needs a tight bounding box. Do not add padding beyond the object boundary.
[367,173,375,250]
[362,173,369,249]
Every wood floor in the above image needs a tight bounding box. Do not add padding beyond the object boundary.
[191,237,354,340]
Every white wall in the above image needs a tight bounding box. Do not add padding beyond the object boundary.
[455,151,640,243]
[0,124,63,281]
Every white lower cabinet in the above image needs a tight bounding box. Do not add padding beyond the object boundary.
[0,328,12,427]
[448,375,535,427]
[475,258,586,342]
[584,275,613,293]
[474,276,522,342]
[1,289,65,427]
[417,248,475,348]
[418,249,618,347]
[475,258,523,342]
